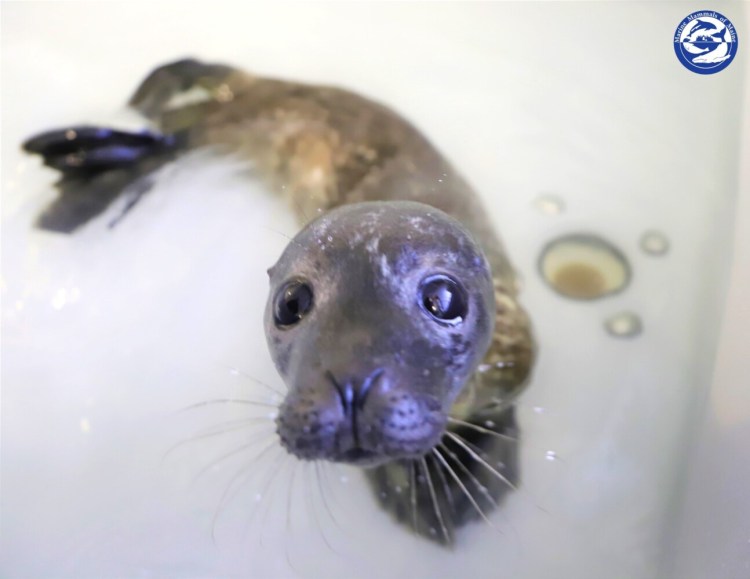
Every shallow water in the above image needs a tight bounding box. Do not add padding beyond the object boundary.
[1,3,746,578]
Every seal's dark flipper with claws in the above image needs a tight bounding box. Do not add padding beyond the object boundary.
[22,126,182,233]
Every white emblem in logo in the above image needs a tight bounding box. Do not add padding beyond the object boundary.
[674,10,738,74]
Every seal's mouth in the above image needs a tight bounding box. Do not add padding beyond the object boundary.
[338,447,385,467]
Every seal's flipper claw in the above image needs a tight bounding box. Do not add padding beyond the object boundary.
[129,57,234,120]
[22,126,182,232]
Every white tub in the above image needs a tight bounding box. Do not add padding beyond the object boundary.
[2,2,748,578]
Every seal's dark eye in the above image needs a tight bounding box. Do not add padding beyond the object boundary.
[274,280,314,327]
[419,275,468,325]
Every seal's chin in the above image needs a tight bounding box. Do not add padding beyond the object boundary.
[339,447,383,467]
[337,447,430,468]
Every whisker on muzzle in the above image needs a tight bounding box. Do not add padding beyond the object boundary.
[225,365,286,398]
[211,440,284,544]
[438,442,499,510]
[315,461,341,530]
[420,456,450,543]
[195,434,277,485]
[163,417,274,464]
[178,398,280,412]
[304,463,339,554]
[444,431,518,492]
[446,416,519,443]
[431,447,503,534]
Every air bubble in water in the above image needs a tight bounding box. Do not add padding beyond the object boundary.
[545,450,558,461]
[640,231,670,256]
[532,194,566,215]
[605,311,643,338]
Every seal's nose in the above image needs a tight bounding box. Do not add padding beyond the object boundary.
[327,368,385,459]
[328,368,385,412]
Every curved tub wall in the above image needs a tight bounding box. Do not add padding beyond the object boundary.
[668,7,750,574]
[1,3,746,578]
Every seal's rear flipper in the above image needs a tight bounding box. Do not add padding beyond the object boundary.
[22,126,183,233]
[129,58,234,121]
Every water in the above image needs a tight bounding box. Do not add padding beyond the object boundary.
[1,3,745,579]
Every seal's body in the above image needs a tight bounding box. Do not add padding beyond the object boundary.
[23,58,534,545]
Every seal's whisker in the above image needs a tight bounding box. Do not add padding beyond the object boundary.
[430,452,456,515]
[438,443,498,509]
[319,463,345,510]
[446,417,519,443]
[445,431,518,491]
[211,440,281,545]
[260,457,294,548]
[243,451,289,538]
[179,398,279,412]
[420,456,450,544]
[286,460,298,534]
[196,435,276,485]
[314,461,341,530]
[291,197,312,225]
[201,416,275,432]
[262,224,295,243]
[305,463,338,554]
[432,447,502,534]
[163,419,273,464]
[226,365,286,397]
[409,460,418,535]
[283,461,300,573]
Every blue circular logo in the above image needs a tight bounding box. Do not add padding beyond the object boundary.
[674,10,738,74]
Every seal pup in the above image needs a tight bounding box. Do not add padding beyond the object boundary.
[22,58,535,545]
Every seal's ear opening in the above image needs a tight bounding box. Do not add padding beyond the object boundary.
[266,265,275,278]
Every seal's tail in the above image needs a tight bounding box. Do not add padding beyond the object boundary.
[22,126,184,233]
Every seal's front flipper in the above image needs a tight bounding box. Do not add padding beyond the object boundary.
[22,126,183,233]
[365,406,520,547]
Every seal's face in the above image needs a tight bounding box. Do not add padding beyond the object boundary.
[265,201,495,467]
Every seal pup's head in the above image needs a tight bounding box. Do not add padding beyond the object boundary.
[265,201,495,467]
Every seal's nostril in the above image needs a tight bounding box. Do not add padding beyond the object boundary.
[325,371,348,411]
[343,382,355,409]
[326,368,384,411]
[358,367,384,409]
